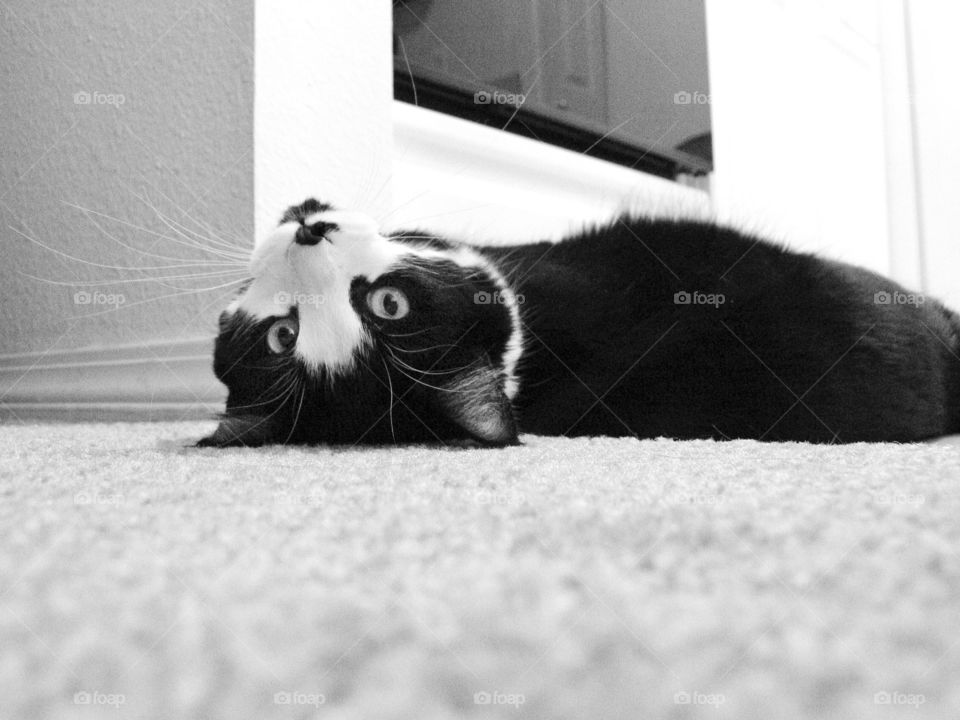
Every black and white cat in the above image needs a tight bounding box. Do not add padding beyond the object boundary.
[199,198,960,447]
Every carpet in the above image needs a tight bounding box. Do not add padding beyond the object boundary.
[1,421,960,719]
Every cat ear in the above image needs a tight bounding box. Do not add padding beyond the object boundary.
[196,414,279,447]
[439,363,519,446]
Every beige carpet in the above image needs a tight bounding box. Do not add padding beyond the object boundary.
[1,421,960,719]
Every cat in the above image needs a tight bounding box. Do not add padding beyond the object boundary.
[198,197,960,447]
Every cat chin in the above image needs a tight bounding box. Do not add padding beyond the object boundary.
[195,409,520,449]
[438,364,519,445]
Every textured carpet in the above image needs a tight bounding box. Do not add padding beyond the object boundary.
[1,422,960,719]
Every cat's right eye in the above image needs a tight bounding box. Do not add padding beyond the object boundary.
[266,318,298,354]
[367,286,410,320]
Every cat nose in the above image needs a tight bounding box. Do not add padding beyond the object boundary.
[295,221,337,246]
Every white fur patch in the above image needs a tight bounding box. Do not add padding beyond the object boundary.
[235,211,409,373]
[230,208,524,394]
[374,243,524,397]
[468,253,524,400]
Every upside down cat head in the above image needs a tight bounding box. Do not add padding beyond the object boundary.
[199,198,523,447]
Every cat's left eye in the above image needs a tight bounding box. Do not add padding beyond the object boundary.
[367,286,410,320]
[266,318,298,354]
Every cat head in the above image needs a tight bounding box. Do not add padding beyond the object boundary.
[198,198,523,447]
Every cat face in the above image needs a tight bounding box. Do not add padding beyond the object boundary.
[199,199,523,447]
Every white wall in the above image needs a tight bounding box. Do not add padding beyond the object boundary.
[706,0,893,274]
[254,0,395,239]
[877,0,923,289]
[905,1,960,308]
[706,0,960,308]
[389,103,710,245]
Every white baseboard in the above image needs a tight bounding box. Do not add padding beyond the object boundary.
[0,337,225,422]
[390,102,712,245]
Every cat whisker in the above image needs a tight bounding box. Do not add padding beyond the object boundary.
[383,346,474,386]
[199,284,251,326]
[218,378,301,442]
[60,278,250,322]
[384,328,434,338]
[106,183,248,259]
[131,193,250,259]
[61,201,196,247]
[19,269,249,288]
[63,202,244,265]
[380,355,398,444]
[134,268,249,294]
[387,354,470,378]
[129,186,248,252]
[226,368,298,412]
[281,383,307,445]
[150,204,249,259]
[382,360,456,393]
[10,225,245,271]
[388,342,460,354]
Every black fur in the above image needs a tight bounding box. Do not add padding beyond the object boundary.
[201,258,517,447]
[279,198,331,224]
[484,218,960,442]
[201,208,960,447]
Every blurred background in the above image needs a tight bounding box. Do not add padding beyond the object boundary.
[1,0,958,419]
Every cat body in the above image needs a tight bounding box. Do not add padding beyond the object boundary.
[485,220,960,442]
[200,199,960,447]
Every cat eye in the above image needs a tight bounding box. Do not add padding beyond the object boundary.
[266,318,298,354]
[367,286,410,320]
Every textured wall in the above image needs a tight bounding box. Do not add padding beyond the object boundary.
[0,0,254,357]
